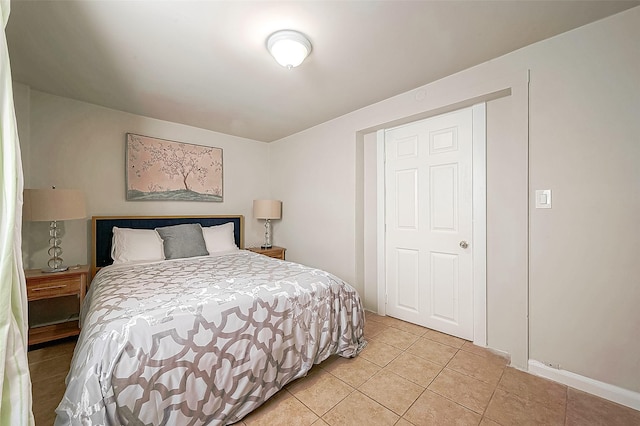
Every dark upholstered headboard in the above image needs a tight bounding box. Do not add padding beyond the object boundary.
[91,215,244,277]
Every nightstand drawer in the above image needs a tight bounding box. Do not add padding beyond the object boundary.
[247,246,286,260]
[27,275,81,300]
[258,248,285,259]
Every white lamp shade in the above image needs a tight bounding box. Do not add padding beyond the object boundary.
[253,199,282,220]
[267,30,311,68]
[23,188,86,222]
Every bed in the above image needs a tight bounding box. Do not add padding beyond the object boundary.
[55,215,366,425]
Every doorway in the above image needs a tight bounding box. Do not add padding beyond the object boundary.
[377,104,486,342]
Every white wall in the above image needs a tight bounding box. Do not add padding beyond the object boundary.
[17,90,271,270]
[362,132,378,312]
[485,94,529,370]
[526,8,640,394]
[270,6,640,395]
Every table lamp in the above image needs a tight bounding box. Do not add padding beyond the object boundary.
[253,199,282,249]
[23,187,87,272]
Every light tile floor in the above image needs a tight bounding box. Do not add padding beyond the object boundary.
[239,312,640,426]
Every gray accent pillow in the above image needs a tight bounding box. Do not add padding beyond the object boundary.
[155,223,209,260]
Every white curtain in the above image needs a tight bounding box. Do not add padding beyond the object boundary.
[0,0,33,424]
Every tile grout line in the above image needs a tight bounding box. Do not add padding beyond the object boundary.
[422,347,492,419]
[361,315,521,424]
[478,365,507,425]
[410,336,507,424]
[334,321,447,424]
[564,385,569,426]
[288,368,356,423]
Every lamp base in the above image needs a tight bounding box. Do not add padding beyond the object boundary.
[41,266,69,273]
[261,219,273,249]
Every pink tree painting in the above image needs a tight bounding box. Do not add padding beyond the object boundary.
[126,134,223,201]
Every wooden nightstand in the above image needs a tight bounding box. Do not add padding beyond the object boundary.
[247,246,286,260]
[25,265,89,345]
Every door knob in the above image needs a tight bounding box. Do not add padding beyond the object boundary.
[459,241,469,249]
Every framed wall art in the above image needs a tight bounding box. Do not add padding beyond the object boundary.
[125,133,223,201]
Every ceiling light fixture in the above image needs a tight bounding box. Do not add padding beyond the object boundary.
[267,30,311,69]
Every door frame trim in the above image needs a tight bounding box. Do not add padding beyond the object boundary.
[472,103,487,346]
[376,103,487,346]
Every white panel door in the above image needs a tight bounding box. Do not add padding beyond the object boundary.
[385,107,474,340]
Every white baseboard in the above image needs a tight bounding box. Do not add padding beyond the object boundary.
[528,360,640,411]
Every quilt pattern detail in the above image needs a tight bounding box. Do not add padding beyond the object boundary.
[55,251,366,425]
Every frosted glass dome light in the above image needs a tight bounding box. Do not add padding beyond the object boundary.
[267,30,312,69]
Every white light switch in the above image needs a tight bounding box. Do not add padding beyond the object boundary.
[535,189,552,209]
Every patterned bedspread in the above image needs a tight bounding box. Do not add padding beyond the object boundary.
[55,251,366,425]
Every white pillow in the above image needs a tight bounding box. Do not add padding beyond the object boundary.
[202,222,238,254]
[111,227,165,264]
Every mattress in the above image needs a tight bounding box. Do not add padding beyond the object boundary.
[55,250,366,425]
